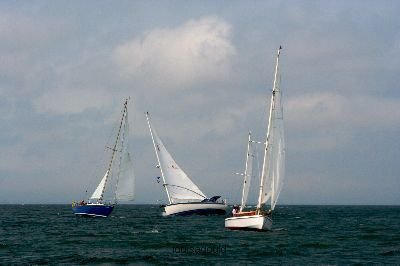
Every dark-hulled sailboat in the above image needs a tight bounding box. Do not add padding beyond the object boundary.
[72,99,134,217]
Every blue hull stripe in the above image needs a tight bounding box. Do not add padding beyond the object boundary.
[171,208,226,216]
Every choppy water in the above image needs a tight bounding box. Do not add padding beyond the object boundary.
[0,205,399,265]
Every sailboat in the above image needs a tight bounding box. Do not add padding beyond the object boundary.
[146,112,227,216]
[225,46,285,230]
[72,99,135,217]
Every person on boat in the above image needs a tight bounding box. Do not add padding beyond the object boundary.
[80,200,86,206]
[232,205,239,216]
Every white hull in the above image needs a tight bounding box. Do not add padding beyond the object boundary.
[164,202,227,216]
[225,214,272,231]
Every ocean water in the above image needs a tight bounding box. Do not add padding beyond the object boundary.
[0,205,399,265]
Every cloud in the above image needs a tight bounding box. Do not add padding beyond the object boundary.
[0,12,66,82]
[31,16,236,116]
[286,92,400,151]
[33,88,112,115]
[113,16,236,89]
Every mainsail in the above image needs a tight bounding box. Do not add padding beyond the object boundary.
[258,46,285,211]
[146,113,207,204]
[115,109,135,201]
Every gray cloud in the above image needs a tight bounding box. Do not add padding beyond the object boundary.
[113,16,235,90]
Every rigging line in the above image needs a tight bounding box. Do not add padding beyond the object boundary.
[114,105,130,202]
[105,146,122,152]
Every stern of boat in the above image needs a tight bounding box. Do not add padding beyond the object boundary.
[225,214,272,231]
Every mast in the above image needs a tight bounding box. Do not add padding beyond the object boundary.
[257,46,282,212]
[145,112,172,204]
[239,132,252,212]
[99,99,128,202]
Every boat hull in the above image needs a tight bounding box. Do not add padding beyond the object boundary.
[72,204,114,217]
[164,202,227,216]
[225,214,272,231]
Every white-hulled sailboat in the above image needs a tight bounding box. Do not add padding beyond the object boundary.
[225,46,285,230]
[146,112,227,216]
[72,99,135,217]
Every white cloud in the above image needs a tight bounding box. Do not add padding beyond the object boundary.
[113,16,236,89]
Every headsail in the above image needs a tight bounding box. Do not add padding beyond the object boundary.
[146,113,207,204]
[90,170,109,200]
[258,46,285,211]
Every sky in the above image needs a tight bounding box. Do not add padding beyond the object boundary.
[1,1,399,205]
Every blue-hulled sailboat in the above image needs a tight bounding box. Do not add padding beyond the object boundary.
[72,99,135,217]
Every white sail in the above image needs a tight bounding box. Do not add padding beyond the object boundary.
[90,170,109,200]
[239,133,254,212]
[115,151,135,201]
[271,89,285,210]
[146,115,207,204]
[259,46,285,211]
[115,110,135,201]
[262,84,285,210]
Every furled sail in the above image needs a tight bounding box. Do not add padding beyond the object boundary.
[147,115,207,204]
